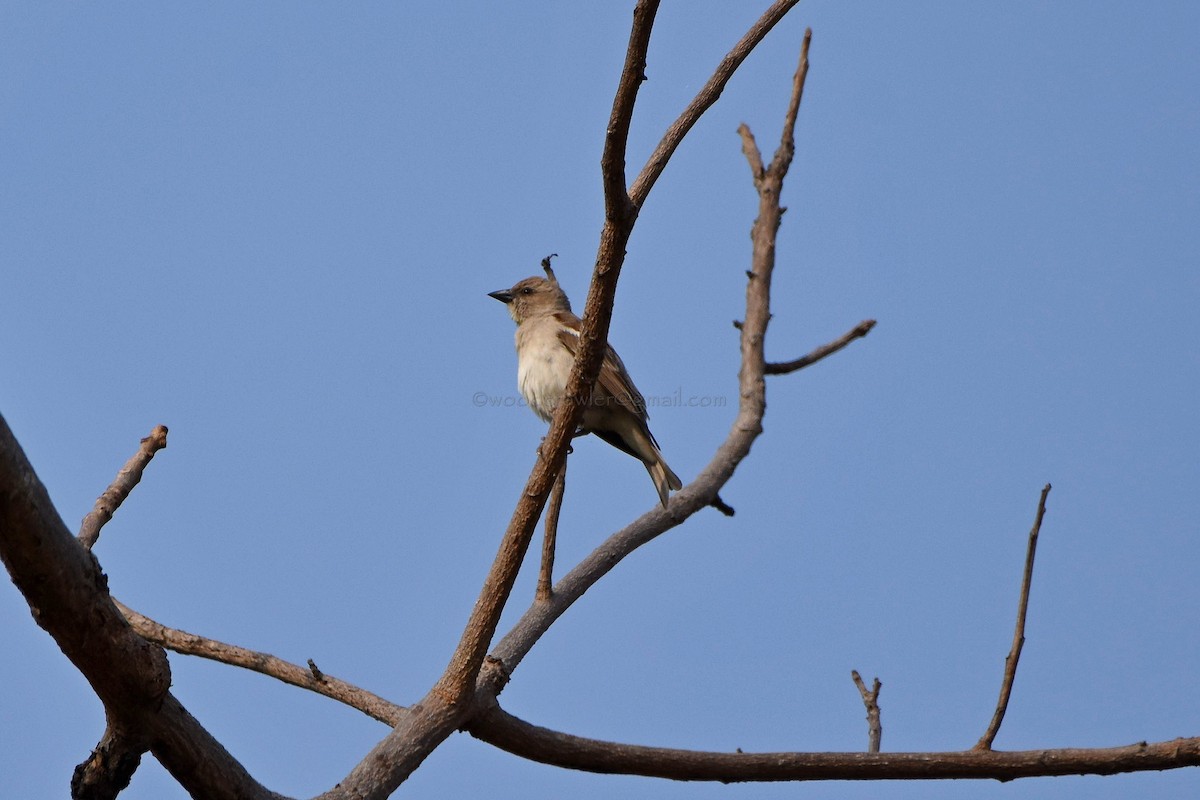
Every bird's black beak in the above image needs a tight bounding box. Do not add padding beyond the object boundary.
[488,289,513,304]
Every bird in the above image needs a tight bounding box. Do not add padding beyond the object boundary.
[489,264,682,507]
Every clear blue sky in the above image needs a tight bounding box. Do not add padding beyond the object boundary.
[2,2,1197,798]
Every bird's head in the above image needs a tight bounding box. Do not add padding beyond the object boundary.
[488,275,571,324]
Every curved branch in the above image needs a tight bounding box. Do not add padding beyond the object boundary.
[469,702,1200,782]
[116,600,406,727]
[764,319,876,374]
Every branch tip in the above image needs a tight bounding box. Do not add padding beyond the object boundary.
[78,424,171,550]
[709,494,736,517]
[765,319,876,376]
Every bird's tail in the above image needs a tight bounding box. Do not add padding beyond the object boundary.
[646,454,683,508]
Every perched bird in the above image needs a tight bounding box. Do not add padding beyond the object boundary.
[489,266,682,507]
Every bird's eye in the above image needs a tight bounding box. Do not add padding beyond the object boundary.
[520,287,533,295]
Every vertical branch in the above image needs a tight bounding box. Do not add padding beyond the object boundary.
[433,0,663,709]
[331,7,670,799]
[602,0,660,220]
[975,483,1052,751]
[736,28,811,401]
[537,464,566,602]
[851,670,883,753]
[629,0,801,206]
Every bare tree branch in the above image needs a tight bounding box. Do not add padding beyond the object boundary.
[765,319,876,374]
[115,599,406,727]
[603,0,659,220]
[975,483,1052,751]
[485,22,816,683]
[8,4,1188,796]
[850,670,883,753]
[470,701,1200,782]
[0,414,285,800]
[321,5,678,798]
[78,425,168,550]
[537,465,566,602]
[480,21,818,703]
[629,0,801,207]
[429,0,662,705]
[71,723,144,800]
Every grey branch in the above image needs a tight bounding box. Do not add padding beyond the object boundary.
[78,425,168,550]
[851,670,883,753]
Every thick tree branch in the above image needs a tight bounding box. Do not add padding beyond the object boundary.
[470,702,1200,782]
[71,723,145,800]
[78,425,168,550]
[0,415,284,800]
[975,483,1052,751]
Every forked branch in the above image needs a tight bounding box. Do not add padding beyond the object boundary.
[851,670,883,753]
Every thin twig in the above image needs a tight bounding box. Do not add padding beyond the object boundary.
[974,483,1052,751]
[537,464,566,602]
[851,670,883,753]
[78,425,168,550]
[764,320,876,375]
[770,28,811,176]
[629,0,801,206]
[116,600,405,727]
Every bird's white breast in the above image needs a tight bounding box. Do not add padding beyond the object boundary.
[515,320,574,423]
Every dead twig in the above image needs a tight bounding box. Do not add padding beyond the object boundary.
[974,483,1052,751]
[765,320,876,375]
[78,425,168,550]
[537,464,567,602]
[116,600,404,727]
[851,670,883,753]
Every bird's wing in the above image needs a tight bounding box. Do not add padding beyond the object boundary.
[552,311,649,419]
